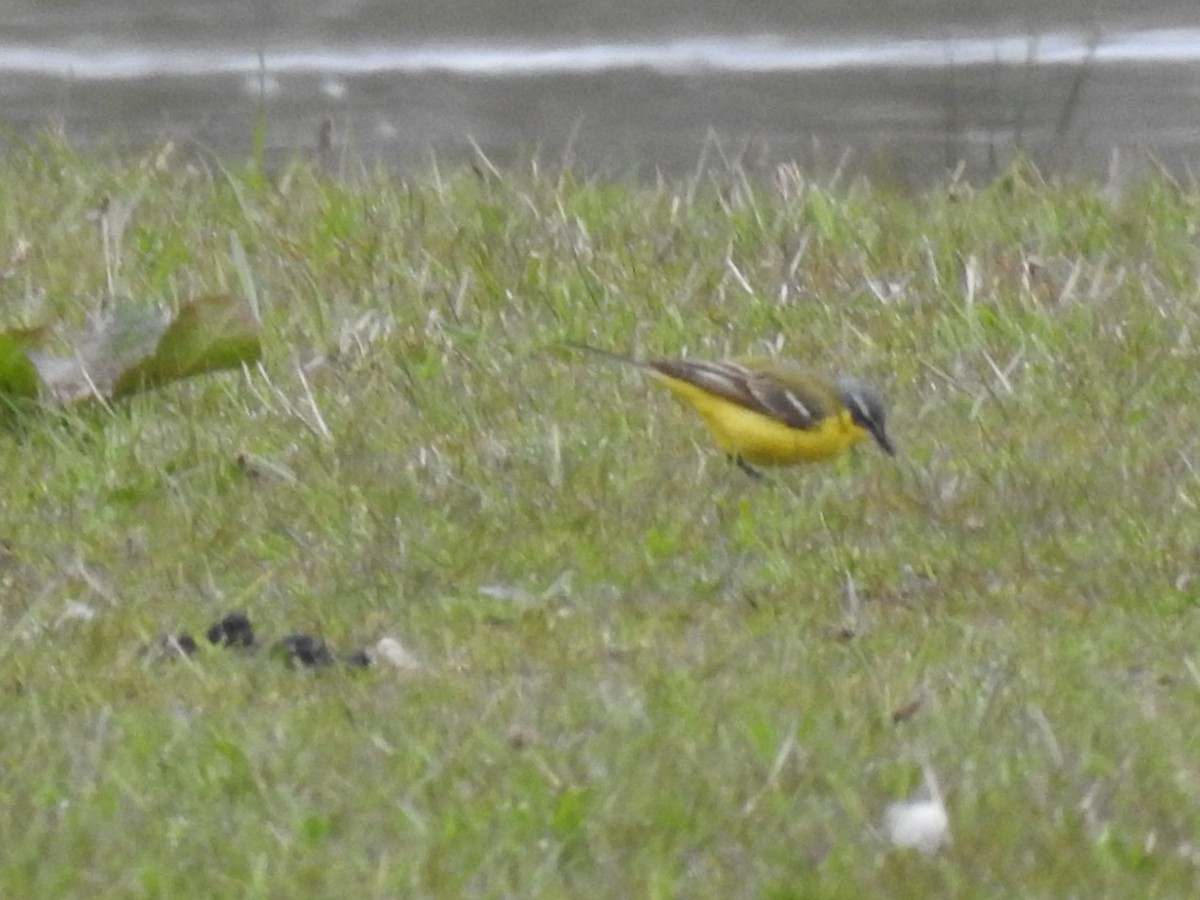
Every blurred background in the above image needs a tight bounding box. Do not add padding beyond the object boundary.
[4,1,1199,183]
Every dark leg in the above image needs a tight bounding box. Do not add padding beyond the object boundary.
[732,455,764,480]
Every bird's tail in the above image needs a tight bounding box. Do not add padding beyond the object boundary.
[559,341,647,368]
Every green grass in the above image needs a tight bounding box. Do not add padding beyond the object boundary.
[2,135,1200,897]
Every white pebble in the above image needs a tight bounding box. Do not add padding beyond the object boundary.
[369,637,421,672]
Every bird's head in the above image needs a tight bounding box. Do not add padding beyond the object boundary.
[836,376,895,456]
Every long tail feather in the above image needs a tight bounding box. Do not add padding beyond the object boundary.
[560,341,647,368]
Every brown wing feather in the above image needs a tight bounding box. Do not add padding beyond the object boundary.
[742,372,827,429]
[648,358,828,430]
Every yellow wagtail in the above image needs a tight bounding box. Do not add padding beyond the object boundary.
[567,343,895,477]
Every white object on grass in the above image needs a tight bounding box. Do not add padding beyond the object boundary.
[370,637,422,672]
[884,765,951,854]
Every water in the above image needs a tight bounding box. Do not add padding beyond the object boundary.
[4,1,1199,182]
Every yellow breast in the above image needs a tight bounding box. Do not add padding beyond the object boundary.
[652,373,868,465]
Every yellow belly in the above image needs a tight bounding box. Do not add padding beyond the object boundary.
[652,373,867,465]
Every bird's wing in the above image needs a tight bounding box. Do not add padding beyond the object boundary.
[649,358,829,430]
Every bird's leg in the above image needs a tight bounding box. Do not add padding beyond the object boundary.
[732,455,765,481]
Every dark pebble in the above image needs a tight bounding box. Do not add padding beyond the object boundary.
[343,649,372,668]
[206,612,256,648]
[273,634,335,668]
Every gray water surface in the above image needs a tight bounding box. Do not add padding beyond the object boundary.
[4,2,1199,181]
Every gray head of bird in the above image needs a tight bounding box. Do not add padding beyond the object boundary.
[835,375,895,456]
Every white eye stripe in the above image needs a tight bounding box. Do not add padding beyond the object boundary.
[845,390,879,425]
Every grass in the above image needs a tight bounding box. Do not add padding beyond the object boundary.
[2,134,1200,897]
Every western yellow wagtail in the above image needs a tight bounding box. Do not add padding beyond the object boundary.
[567,343,895,477]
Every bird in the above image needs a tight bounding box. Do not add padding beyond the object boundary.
[565,343,895,478]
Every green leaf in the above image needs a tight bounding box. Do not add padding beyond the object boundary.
[112,293,262,399]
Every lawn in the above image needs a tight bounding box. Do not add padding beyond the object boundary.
[2,136,1199,897]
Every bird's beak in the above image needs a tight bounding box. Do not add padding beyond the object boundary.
[873,426,896,457]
